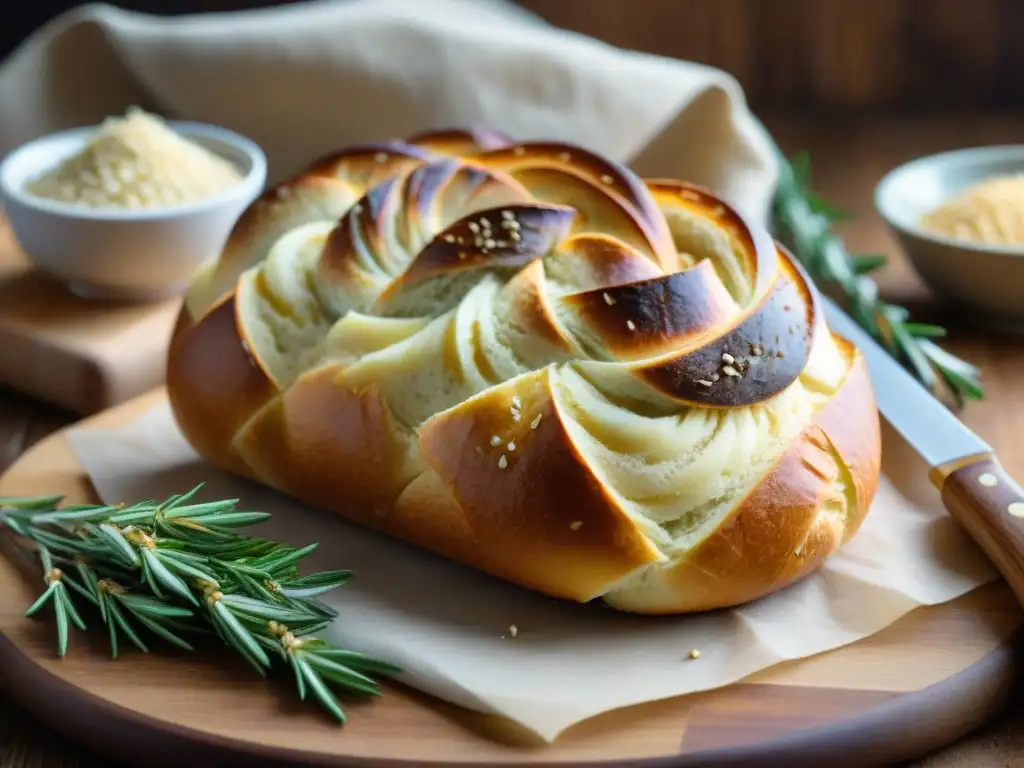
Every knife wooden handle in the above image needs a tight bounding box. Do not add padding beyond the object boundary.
[936,453,1024,606]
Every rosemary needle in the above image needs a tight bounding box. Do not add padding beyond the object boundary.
[0,484,400,723]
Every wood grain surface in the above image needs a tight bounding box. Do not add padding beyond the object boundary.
[0,391,1021,768]
[511,0,1024,111]
[0,222,181,417]
[1,112,1024,766]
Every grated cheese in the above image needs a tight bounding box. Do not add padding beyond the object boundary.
[920,174,1024,246]
[25,107,243,210]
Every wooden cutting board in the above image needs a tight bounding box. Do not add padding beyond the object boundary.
[0,390,1021,768]
[0,220,180,415]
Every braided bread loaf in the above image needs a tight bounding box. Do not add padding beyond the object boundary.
[167,128,881,614]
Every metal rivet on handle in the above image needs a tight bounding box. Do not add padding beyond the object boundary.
[1008,502,1024,518]
[979,473,999,487]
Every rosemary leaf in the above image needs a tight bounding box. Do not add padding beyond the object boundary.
[129,611,195,652]
[9,489,401,725]
[58,587,88,632]
[251,543,319,576]
[211,601,271,673]
[117,593,193,620]
[297,658,346,723]
[298,652,383,696]
[219,594,320,624]
[292,657,309,702]
[280,570,352,598]
[24,582,59,618]
[152,549,219,585]
[140,548,198,605]
[163,500,241,519]
[97,524,140,568]
[53,588,70,657]
[0,494,65,512]
[308,648,403,677]
[162,484,204,511]
[107,598,149,654]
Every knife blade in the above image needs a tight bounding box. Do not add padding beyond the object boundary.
[822,298,990,468]
[823,297,1024,608]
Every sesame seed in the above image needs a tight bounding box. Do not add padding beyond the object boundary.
[697,379,713,387]
[602,292,616,306]
[721,352,735,364]
[352,204,363,214]
[510,231,522,241]
[600,174,614,184]
[509,624,518,638]
[502,210,515,221]
[374,152,388,162]
[570,521,583,531]
[512,395,522,408]
[443,234,455,243]
[559,152,571,161]
[479,218,491,228]
[469,222,480,233]
[722,365,740,377]
[626,320,637,331]
[508,220,521,230]
[490,435,502,446]
[485,238,496,248]
[496,240,509,248]
[682,189,700,201]
[458,252,467,260]
[511,407,521,422]
[530,414,542,430]
[689,649,701,660]
[498,454,508,469]
[710,372,720,381]
[507,441,516,452]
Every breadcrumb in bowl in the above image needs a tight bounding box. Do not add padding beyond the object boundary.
[0,111,266,300]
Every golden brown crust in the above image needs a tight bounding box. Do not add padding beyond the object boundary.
[167,294,277,479]
[416,369,664,600]
[605,345,880,614]
[166,127,882,615]
[562,258,737,361]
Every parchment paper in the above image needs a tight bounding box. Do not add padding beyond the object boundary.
[65,403,997,742]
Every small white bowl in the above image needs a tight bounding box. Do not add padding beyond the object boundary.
[0,122,266,301]
[875,145,1024,332]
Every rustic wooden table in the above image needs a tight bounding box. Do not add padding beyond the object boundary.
[1,113,1024,767]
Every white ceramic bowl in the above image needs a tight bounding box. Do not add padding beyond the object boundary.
[0,122,266,301]
[875,145,1024,332]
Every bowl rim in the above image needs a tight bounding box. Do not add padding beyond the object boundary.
[874,143,1024,257]
[0,120,268,222]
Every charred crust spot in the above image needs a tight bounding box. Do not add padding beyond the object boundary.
[397,203,577,285]
[563,260,736,359]
[637,267,814,406]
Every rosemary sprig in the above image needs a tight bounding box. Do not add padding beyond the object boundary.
[0,486,400,723]
[771,149,984,405]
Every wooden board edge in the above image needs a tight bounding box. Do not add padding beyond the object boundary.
[0,391,1019,767]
